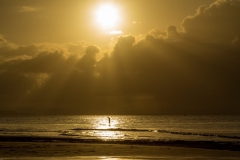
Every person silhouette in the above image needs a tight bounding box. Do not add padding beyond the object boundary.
[107,117,111,126]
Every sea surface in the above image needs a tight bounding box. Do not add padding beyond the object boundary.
[0,115,240,149]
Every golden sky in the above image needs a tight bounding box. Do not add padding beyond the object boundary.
[0,0,240,115]
[0,0,215,46]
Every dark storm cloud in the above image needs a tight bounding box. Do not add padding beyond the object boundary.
[0,0,240,115]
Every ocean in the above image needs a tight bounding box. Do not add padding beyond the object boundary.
[0,115,240,150]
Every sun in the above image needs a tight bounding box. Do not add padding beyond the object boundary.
[95,4,120,29]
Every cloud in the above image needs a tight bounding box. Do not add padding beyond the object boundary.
[75,45,100,72]
[0,35,17,48]
[108,30,123,35]
[19,6,38,12]
[182,0,240,45]
[148,28,167,38]
[132,21,141,24]
[0,0,240,115]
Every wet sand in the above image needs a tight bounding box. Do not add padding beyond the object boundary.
[0,142,240,159]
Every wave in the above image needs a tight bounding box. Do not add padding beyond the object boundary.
[70,128,240,140]
[1,127,240,140]
[0,135,239,151]
[71,128,151,132]
[157,130,240,140]
[0,128,57,133]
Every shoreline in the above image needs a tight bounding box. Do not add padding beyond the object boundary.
[1,142,240,159]
[0,135,240,151]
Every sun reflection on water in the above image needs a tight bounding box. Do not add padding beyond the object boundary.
[91,117,125,140]
[95,117,118,129]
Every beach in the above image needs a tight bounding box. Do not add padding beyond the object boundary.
[0,115,240,159]
[1,142,240,159]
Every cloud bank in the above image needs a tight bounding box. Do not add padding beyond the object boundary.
[0,0,240,115]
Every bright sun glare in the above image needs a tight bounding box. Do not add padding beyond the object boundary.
[95,4,120,29]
